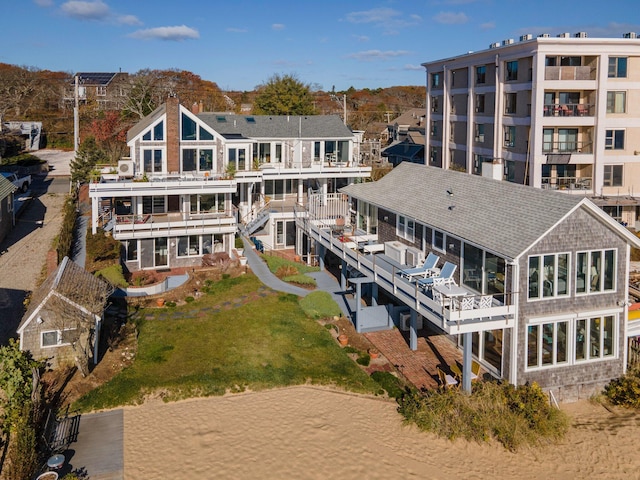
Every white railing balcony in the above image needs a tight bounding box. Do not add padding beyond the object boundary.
[112,211,236,239]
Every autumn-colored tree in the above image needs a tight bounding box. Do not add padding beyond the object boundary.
[253,74,316,115]
[88,111,128,162]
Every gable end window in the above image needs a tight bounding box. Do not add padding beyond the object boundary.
[528,253,569,300]
[576,249,616,294]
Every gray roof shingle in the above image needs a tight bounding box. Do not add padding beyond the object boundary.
[341,163,585,260]
[0,175,15,201]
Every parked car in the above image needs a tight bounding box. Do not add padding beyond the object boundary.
[1,172,31,192]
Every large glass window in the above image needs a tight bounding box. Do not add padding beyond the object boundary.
[124,239,138,261]
[576,316,616,361]
[528,253,570,300]
[608,57,627,78]
[199,149,213,171]
[182,113,197,140]
[142,196,166,214]
[603,165,623,187]
[182,149,197,172]
[476,65,486,84]
[431,72,441,88]
[190,194,225,214]
[503,126,516,147]
[357,200,377,234]
[505,61,518,81]
[143,149,163,173]
[576,249,616,294]
[606,91,626,113]
[527,321,568,368]
[177,235,200,256]
[504,93,517,114]
[41,329,75,348]
[475,94,485,113]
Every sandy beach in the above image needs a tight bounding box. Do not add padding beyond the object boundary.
[123,386,640,479]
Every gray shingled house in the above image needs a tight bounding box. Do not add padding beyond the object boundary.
[304,162,640,401]
[17,257,113,373]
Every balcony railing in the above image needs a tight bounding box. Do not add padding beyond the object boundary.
[541,177,592,191]
[111,211,236,238]
[544,66,596,81]
[542,141,593,154]
[543,103,593,117]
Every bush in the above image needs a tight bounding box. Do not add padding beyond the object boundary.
[398,381,569,451]
[185,296,195,303]
[604,366,640,408]
[95,264,127,288]
[86,230,121,265]
[298,291,341,319]
[276,265,299,278]
[283,274,317,287]
[371,371,405,399]
[56,195,78,263]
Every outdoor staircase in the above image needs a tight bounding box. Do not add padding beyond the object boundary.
[243,204,271,236]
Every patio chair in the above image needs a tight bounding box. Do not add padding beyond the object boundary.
[471,361,481,381]
[399,252,440,280]
[475,294,493,309]
[417,262,457,290]
[437,367,458,388]
[459,296,475,311]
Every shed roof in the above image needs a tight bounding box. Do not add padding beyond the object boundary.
[341,162,595,260]
[0,175,16,201]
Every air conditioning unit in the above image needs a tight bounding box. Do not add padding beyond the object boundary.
[405,246,425,267]
[538,33,550,38]
[502,38,514,46]
[489,42,500,49]
[519,34,533,41]
[400,312,423,331]
[557,32,570,38]
[385,241,408,264]
[118,159,134,177]
[574,32,587,38]
[623,32,637,39]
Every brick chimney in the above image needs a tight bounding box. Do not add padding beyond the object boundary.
[191,102,199,114]
[166,94,180,173]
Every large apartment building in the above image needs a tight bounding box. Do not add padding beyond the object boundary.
[88,95,371,271]
[422,32,640,227]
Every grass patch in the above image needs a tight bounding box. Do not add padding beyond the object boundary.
[371,371,405,399]
[298,291,342,319]
[74,274,378,411]
[398,381,569,451]
[262,254,319,274]
[95,264,127,288]
[282,274,317,287]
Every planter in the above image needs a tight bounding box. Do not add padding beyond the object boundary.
[236,248,244,257]
[293,255,301,262]
[338,334,348,346]
[36,473,59,480]
[156,298,165,307]
[239,257,248,266]
[368,348,379,359]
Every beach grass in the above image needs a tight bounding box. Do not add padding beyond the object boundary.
[74,274,379,411]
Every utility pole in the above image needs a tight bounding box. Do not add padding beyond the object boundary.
[343,94,347,125]
[74,74,79,152]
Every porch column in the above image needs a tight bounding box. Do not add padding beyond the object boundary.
[371,283,378,306]
[91,196,98,234]
[462,331,473,393]
[297,180,303,203]
[341,259,347,290]
[410,309,418,350]
[355,281,362,333]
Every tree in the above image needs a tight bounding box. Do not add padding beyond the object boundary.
[70,136,108,183]
[88,111,128,163]
[253,74,317,115]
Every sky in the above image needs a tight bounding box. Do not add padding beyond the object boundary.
[2,0,640,92]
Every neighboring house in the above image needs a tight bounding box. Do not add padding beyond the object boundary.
[422,32,640,228]
[63,72,129,110]
[0,175,15,245]
[17,257,112,370]
[382,109,425,166]
[302,163,640,401]
[88,95,371,271]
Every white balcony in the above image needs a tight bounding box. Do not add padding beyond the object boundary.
[111,211,236,239]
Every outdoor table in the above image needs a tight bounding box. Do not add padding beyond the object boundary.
[47,453,65,470]
[362,243,384,254]
[433,284,468,298]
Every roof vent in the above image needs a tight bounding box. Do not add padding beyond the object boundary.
[502,38,514,45]
[538,33,550,38]
[623,32,638,39]
[574,32,588,38]
[489,42,501,49]
[557,32,571,38]
[519,34,533,41]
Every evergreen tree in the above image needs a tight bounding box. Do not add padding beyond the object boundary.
[70,136,109,184]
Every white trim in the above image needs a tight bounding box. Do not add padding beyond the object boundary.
[529,312,577,324]
[576,307,623,317]
[40,328,75,349]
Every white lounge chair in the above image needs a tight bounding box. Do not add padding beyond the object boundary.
[418,262,457,290]
[399,252,440,280]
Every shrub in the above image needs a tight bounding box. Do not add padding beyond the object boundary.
[283,274,316,287]
[356,353,371,366]
[185,296,195,303]
[56,195,78,263]
[370,371,405,399]
[235,236,244,249]
[298,291,341,319]
[276,265,299,278]
[604,366,640,408]
[86,230,121,264]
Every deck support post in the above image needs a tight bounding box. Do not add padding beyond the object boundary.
[462,331,473,393]
[410,309,418,350]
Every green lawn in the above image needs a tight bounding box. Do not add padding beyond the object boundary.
[75,274,379,411]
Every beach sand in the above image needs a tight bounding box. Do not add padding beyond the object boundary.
[124,386,640,479]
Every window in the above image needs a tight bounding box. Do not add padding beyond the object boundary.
[608,57,627,78]
[153,121,164,140]
[431,72,441,88]
[504,93,517,114]
[476,65,486,84]
[177,235,200,256]
[605,130,625,150]
[576,249,616,294]
[575,315,615,361]
[503,126,516,148]
[429,147,438,164]
[474,124,485,142]
[528,253,570,300]
[41,329,74,348]
[182,149,196,172]
[475,94,485,113]
[181,113,197,140]
[199,149,213,171]
[527,321,568,368]
[142,196,166,214]
[199,126,214,141]
[431,96,439,113]
[397,215,415,242]
[603,165,623,187]
[432,229,445,252]
[143,149,163,173]
[505,61,518,81]
[190,193,225,214]
[96,86,106,96]
[430,121,438,137]
[124,239,138,261]
[606,91,626,113]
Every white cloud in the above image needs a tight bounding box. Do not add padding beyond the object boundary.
[353,34,369,42]
[433,11,468,25]
[129,25,200,41]
[346,8,399,24]
[60,0,109,20]
[272,23,285,31]
[347,50,410,61]
[117,14,142,26]
[404,64,424,71]
[226,27,248,33]
[480,21,495,30]
[34,0,54,7]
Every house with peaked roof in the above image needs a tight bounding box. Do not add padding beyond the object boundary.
[0,174,16,245]
[382,109,425,166]
[18,257,113,370]
[63,72,129,110]
[88,95,371,271]
[301,162,640,401]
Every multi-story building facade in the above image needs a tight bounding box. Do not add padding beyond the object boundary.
[88,95,371,271]
[63,72,130,110]
[422,32,640,227]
